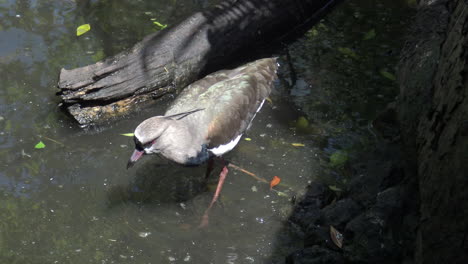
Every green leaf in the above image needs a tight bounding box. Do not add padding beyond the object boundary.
[329,150,348,168]
[153,21,167,29]
[277,191,288,197]
[291,143,305,147]
[296,116,309,129]
[363,29,376,40]
[34,141,46,149]
[76,24,91,36]
[337,47,359,59]
[120,133,134,137]
[328,185,343,192]
[379,69,396,81]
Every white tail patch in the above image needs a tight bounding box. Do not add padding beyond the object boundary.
[208,99,265,156]
[208,134,243,156]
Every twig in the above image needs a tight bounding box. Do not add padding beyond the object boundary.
[227,163,268,183]
[42,136,65,146]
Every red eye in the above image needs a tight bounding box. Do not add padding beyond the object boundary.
[144,139,156,148]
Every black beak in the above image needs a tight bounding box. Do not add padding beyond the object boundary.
[127,149,144,169]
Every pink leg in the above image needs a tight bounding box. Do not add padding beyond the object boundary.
[199,165,229,228]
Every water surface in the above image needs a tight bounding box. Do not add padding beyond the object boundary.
[0,0,413,263]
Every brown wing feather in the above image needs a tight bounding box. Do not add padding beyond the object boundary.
[205,58,277,147]
[162,58,277,148]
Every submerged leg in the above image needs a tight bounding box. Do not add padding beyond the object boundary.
[205,158,215,179]
[199,165,229,228]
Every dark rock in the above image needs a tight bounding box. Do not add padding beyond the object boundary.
[375,186,404,217]
[343,211,400,263]
[301,182,335,209]
[286,246,345,264]
[372,102,401,141]
[304,225,333,248]
[320,198,362,227]
[379,165,405,191]
[347,160,403,208]
[290,207,322,232]
[290,182,335,230]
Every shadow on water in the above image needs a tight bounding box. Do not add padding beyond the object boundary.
[0,0,414,263]
[107,160,209,206]
[266,0,416,263]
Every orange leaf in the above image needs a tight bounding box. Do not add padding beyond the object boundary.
[270,176,281,189]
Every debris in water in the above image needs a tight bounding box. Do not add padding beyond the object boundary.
[330,226,343,248]
[291,143,305,147]
[76,24,91,36]
[270,176,281,190]
[34,141,45,149]
[328,185,343,192]
[138,232,151,238]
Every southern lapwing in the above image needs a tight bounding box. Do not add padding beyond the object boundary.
[127,57,278,226]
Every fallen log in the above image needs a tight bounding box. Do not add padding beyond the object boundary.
[57,0,342,126]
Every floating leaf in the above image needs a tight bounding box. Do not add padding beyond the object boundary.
[296,116,309,129]
[330,226,343,248]
[379,69,396,81]
[244,137,252,141]
[337,47,359,59]
[363,29,376,40]
[330,150,348,168]
[251,185,258,192]
[407,0,417,6]
[34,141,46,149]
[270,176,281,190]
[276,191,288,197]
[120,133,134,137]
[76,24,91,36]
[138,231,151,238]
[153,21,167,29]
[291,143,305,147]
[308,28,319,37]
[328,185,343,192]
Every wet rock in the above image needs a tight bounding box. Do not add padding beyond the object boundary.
[375,186,404,217]
[347,160,403,207]
[291,207,322,233]
[343,211,400,263]
[290,182,335,230]
[379,165,405,191]
[302,182,335,209]
[286,246,345,264]
[320,198,362,227]
[303,225,331,248]
[372,102,400,141]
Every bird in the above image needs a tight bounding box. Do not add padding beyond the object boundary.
[127,57,278,226]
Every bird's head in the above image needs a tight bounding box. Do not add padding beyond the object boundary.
[127,116,172,169]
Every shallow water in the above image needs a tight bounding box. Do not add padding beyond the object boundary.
[0,0,413,263]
